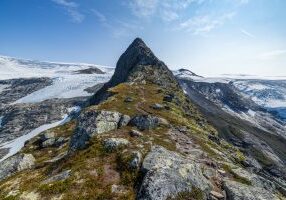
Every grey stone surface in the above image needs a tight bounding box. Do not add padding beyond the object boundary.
[232,168,276,192]
[151,103,164,110]
[70,110,129,150]
[130,115,160,131]
[103,138,129,152]
[0,153,35,181]
[118,115,131,128]
[224,180,279,200]
[137,146,210,200]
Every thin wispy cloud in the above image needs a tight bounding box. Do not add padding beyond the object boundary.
[180,12,236,35]
[240,29,255,38]
[259,49,286,60]
[128,0,205,22]
[92,9,107,23]
[52,0,84,23]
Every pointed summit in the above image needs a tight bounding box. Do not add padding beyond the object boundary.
[109,37,177,87]
[89,38,179,105]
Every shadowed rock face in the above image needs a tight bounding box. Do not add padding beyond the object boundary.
[89,38,179,105]
[109,38,177,88]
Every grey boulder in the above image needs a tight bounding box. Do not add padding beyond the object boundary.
[70,110,130,150]
[129,115,160,131]
[103,138,129,152]
[137,146,210,200]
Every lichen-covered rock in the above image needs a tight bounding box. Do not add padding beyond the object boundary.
[41,138,56,148]
[118,115,131,128]
[224,180,279,200]
[70,110,130,150]
[232,168,276,192]
[129,115,159,131]
[0,153,35,181]
[137,146,211,200]
[103,138,129,152]
[42,170,71,184]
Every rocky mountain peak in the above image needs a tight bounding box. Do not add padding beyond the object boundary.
[89,38,179,105]
[108,37,178,88]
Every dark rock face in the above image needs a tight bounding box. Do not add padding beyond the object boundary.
[74,67,105,74]
[108,38,178,88]
[89,38,179,105]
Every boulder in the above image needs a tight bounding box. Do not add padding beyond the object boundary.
[223,180,279,200]
[129,115,160,131]
[137,146,211,200]
[70,110,130,150]
[0,154,35,181]
[151,103,164,110]
[124,97,133,103]
[118,115,131,128]
[103,138,129,152]
[130,129,143,137]
[163,94,174,102]
[40,131,55,141]
[41,138,56,148]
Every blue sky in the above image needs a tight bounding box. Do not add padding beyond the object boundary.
[0,0,285,76]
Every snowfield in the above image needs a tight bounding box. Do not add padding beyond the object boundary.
[0,55,114,103]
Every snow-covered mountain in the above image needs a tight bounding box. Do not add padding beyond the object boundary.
[174,69,286,122]
[0,55,114,103]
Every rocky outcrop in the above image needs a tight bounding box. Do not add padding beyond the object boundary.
[129,115,160,131]
[224,180,279,200]
[73,67,104,74]
[137,146,210,200]
[0,153,35,181]
[70,110,130,150]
